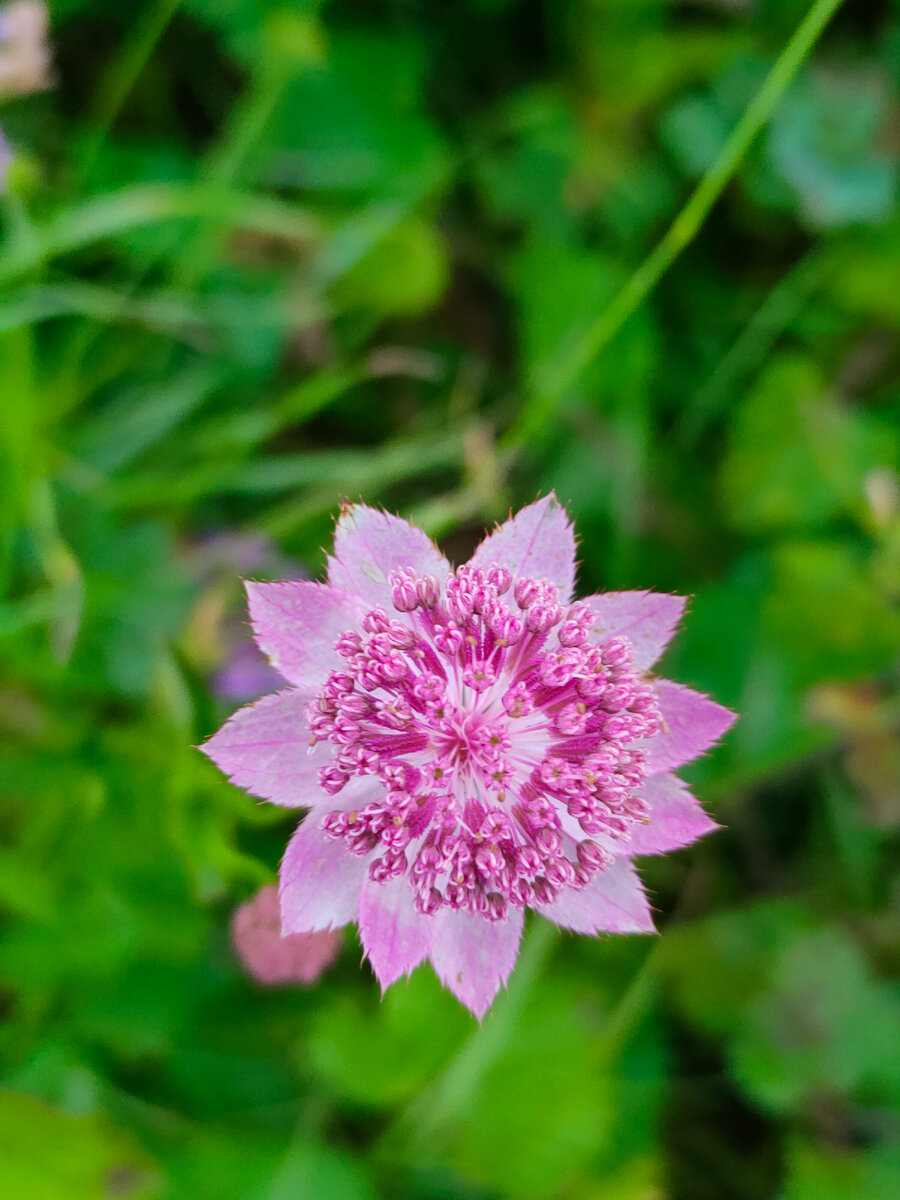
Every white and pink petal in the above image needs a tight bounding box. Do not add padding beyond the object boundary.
[626,772,719,856]
[537,859,656,935]
[246,580,366,691]
[646,680,736,775]
[327,504,450,610]
[200,688,325,808]
[582,590,686,671]
[428,905,525,1020]
[359,873,434,991]
[280,817,367,933]
[469,493,577,602]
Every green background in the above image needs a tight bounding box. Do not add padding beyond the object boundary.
[1,1,899,1197]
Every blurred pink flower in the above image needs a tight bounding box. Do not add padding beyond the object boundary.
[186,530,308,702]
[0,2,52,96]
[231,885,341,986]
[203,496,735,1017]
[216,640,286,703]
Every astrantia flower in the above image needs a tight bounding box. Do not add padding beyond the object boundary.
[202,496,735,1017]
[0,2,52,97]
[232,885,341,986]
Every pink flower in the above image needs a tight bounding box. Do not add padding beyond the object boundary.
[0,2,52,97]
[202,496,735,1017]
[231,885,342,986]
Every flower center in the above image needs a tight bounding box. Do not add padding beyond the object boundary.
[309,563,661,922]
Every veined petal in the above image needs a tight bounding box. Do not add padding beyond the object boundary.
[627,772,719,855]
[537,859,655,934]
[429,906,524,1019]
[280,817,366,933]
[327,504,450,609]
[647,680,736,774]
[582,590,686,671]
[246,580,366,691]
[469,493,577,601]
[200,689,326,807]
[359,873,434,990]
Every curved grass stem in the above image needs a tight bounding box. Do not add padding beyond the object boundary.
[504,0,846,450]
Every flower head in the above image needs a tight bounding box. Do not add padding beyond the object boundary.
[0,2,52,97]
[185,530,307,702]
[203,496,735,1017]
[231,885,341,986]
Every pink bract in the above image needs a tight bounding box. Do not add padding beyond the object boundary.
[203,496,735,1018]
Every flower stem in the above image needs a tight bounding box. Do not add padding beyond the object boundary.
[77,0,185,188]
[503,0,846,449]
[383,927,660,1162]
[386,918,558,1150]
[597,943,660,1064]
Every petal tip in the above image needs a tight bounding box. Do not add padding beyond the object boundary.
[649,682,738,774]
[470,493,577,599]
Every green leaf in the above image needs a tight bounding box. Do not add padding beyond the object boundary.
[70,360,228,473]
[333,217,448,317]
[730,927,900,1114]
[661,901,818,1039]
[269,31,447,196]
[265,1139,377,1200]
[720,355,897,533]
[782,1143,900,1200]
[765,540,900,685]
[767,68,898,230]
[445,980,617,1198]
[0,1090,161,1200]
[306,967,470,1108]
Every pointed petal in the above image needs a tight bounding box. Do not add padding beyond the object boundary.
[327,504,450,609]
[582,590,686,671]
[200,689,327,807]
[647,680,737,774]
[428,906,524,1019]
[280,817,366,933]
[359,873,434,990]
[627,772,719,855]
[469,493,576,601]
[246,580,365,691]
[537,859,655,934]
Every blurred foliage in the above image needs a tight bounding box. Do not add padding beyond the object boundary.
[1,0,899,1197]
